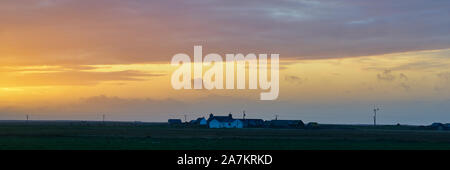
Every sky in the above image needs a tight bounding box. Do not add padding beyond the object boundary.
[1,0,450,125]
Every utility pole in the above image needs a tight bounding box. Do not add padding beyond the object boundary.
[373,106,380,126]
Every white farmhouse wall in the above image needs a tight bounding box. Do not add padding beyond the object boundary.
[209,119,221,128]
[199,119,207,125]
[208,119,244,128]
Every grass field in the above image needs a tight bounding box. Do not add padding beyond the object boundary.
[0,121,449,150]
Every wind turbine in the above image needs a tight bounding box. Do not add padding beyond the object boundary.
[242,103,247,120]
[373,106,380,126]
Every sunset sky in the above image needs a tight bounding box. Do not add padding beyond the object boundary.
[1,0,450,124]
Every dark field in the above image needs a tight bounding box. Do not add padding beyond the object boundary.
[0,121,450,150]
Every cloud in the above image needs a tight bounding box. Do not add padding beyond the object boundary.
[437,72,450,81]
[392,61,449,71]
[376,70,411,91]
[285,75,305,84]
[399,73,408,81]
[399,82,411,91]
[1,0,450,65]
[377,70,410,82]
[434,72,450,92]
[361,49,450,72]
[0,69,164,87]
[0,65,98,73]
[377,70,396,82]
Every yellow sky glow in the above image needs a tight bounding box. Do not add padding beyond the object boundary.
[0,49,449,110]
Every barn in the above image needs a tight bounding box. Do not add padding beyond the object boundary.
[237,119,265,128]
[269,120,305,128]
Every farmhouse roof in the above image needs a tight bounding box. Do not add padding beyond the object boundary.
[196,117,206,121]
